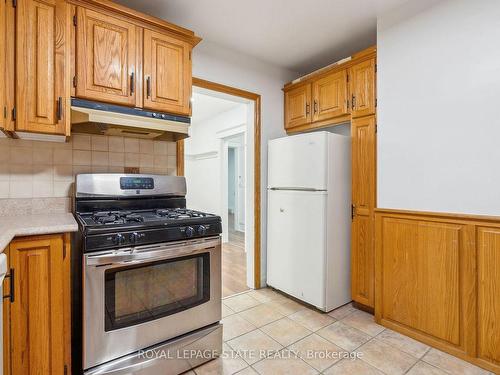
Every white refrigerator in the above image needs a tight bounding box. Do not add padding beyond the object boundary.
[267,131,351,312]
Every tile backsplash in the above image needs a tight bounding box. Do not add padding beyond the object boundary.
[0,134,177,199]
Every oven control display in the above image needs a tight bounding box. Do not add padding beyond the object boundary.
[120,177,154,190]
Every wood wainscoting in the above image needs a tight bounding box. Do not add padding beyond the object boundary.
[375,208,500,374]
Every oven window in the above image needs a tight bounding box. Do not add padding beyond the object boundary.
[104,253,210,331]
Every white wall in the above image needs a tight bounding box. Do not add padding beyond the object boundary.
[377,0,500,216]
[193,41,298,286]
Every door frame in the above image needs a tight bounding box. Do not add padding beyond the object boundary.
[177,78,262,289]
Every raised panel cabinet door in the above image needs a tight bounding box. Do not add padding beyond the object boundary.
[284,84,311,130]
[16,0,69,135]
[312,69,348,122]
[143,29,191,115]
[351,215,374,307]
[10,235,69,375]
[76,7,137,106]
[0,0,5,131]
[351,115,376,307]
[350,58,376,118]
[477,226,500,365]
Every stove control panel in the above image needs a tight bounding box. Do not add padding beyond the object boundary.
[85,222,222,252]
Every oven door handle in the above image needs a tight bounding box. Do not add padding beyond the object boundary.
[85,237,220,266]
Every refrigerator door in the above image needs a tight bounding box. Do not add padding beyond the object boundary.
[268,132,328,190]
[267,189,327,309]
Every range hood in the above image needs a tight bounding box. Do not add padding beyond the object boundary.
[71,98,190,141]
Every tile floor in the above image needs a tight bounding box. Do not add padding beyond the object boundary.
[189,288,493,375]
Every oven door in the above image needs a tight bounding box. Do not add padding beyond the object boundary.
[83,236,221,370]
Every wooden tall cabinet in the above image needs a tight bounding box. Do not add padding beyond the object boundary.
[3,234,71,375]
[143,29,192,115]
[16,0,70,135]
[76,8,140,107]
[351,115,376,308]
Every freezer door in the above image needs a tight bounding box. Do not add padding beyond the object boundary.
[267,190,327,308]
[268,132,328,190]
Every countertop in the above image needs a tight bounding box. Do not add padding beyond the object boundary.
[0,213,78,252]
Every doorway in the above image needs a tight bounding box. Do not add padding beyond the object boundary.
[179,80,260,297]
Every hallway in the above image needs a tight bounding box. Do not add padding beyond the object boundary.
[222,213,248,297]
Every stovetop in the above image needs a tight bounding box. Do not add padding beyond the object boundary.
[78,208,216,227]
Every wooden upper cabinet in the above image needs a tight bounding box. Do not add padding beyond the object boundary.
[284,84,311,130]
[76,7,138,106]
[312,69,348,122]
[16,0,69,135]
[143,29,192,115]
[350,58,376,118]
[9,234,71,375]
[0,0,5,131]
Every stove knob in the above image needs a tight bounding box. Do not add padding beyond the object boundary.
[185,226,195,238]
[198,225,207,236]
[114,233,125,245]
[129,232,139,243]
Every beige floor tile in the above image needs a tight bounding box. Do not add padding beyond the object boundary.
[253,354,318,375]
[324,358,384,375]
[328,303,356,320]
[407,361,449,375]
[227,330,283,365]
[222,314,257,341]
[224,294,261,312]
[223,304,236,318]
[237,304,284,327]
[235,367,259,374]
[246,288,285,303]
[357,339,418,375]
[194,352,248,375]
[341,310,385,336]
[289,333,347,372]
[260,317,312,347]
[183,371,196,375]
[264,299,306,316]
[423,348,491,375]
[288,308,335,331]
[317,321,371,351]
[376,329,430,358]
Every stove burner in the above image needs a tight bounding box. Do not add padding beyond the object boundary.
[92,211,144,225]
[155,209,206,219]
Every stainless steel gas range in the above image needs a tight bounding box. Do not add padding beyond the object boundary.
[72,174,222,375]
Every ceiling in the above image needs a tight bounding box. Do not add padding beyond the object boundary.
[116,0,416,73]
[191,92,242,123]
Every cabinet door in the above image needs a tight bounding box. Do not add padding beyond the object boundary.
[351,115,376,307]
[10,235,69,375]
[477,226,500,364]
[312,70,348,122]
[350,58,376,118]
[143,29,191,115]
[0,0,5,131]
[76,7,138,106]
[16,0,69,135]
[284,84,311,130]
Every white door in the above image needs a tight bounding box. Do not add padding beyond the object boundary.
[267,189,327,308]
[268,132,328,190]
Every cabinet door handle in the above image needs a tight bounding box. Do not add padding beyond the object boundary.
[146,76,151,98]
[56,97,62,121]
[314,100,318,114]
[351,204,356,220]
[351,95,356,110]
[130,72,135,95]
[3,268,14,303]
[306,103,310,115]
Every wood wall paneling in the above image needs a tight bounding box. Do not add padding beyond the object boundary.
[477,226,500,365]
